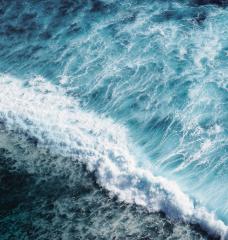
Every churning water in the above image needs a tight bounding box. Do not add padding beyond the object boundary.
[0,0,228,239]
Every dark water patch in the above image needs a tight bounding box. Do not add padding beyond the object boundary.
[194,11,207,24]
[0,152,210,240]
[90,0,107,12]
[193,0,228,6]
[57,0,85,17]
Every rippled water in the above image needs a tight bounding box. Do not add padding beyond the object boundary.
[0,0,228,239]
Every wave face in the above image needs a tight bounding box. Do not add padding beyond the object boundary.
[0,0,228,239]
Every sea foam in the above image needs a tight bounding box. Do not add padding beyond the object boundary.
[0,74,227,239]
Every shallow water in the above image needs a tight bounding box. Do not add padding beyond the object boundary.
[0,0,227,239]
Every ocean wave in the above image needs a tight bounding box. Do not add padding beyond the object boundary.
[0,74,227,239]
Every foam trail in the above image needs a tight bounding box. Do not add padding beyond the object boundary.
[0,74,227,239]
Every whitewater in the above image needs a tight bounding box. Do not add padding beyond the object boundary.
[0,75,227,239]
[0,0,228,239]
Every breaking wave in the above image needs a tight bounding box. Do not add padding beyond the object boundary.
[0,75,227,239]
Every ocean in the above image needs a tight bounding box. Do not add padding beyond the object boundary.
[0,0,227,239]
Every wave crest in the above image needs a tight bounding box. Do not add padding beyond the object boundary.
[0,74,227,239]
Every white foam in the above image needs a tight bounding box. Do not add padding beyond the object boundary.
[0,74,227,239]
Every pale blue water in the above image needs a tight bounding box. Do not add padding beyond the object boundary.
[0,0,228,239]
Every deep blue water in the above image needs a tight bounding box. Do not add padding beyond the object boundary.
[0,0,228,239]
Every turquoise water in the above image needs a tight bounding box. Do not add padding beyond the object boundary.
[0,0,228,239]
